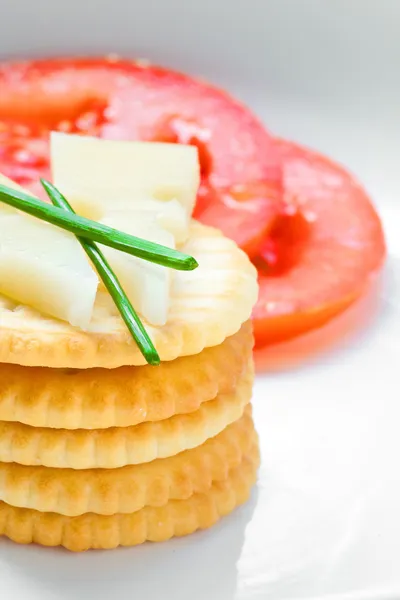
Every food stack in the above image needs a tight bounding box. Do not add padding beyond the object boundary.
[0,135,259,552]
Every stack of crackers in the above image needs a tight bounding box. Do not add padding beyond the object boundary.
[0,224,259,551]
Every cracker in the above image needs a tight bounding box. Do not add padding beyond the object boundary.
[0,223,258,368]
[0,408,256,516]
[0,322,253,429]
[0,447,259,551]
[0,364,253,468]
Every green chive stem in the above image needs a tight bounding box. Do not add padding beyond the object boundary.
[0,183,198,272]
[41,181,160,366]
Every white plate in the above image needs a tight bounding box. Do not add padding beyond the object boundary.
[1,1,400,598]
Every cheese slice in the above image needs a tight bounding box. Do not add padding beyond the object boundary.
[100,212,175,326]
[50,132,200,220]
[0,174,98,328]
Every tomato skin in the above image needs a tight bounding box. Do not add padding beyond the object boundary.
[253,280,364,346]
[254,207,311,275]
[252,139,386,346]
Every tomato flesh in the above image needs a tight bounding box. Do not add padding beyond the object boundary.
[152,115,214,177]
[254,206,312,276]
[197,181,284,259]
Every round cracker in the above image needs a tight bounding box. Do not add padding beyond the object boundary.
[0,447,259,551]
[0,408,256,516]
[0,322,253,430]
[0,223,258,368]
[0,364,253,469]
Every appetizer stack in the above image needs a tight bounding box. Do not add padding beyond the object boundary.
[0,134,259,551]
[0,57,385,349]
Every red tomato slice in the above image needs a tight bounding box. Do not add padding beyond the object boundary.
[0,57,282,194]
[253,139,386,346]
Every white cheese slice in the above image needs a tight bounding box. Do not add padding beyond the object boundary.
[50,132,200,219]
[0,174,98,328]
[100,212,175,327]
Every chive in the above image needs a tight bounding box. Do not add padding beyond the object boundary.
[41,180,160,366]
[0,183,198,272]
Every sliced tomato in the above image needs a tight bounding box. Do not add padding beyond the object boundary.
[253,139,386,346]
[0,57,282,196]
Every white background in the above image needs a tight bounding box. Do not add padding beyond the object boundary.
[0,1,399,598]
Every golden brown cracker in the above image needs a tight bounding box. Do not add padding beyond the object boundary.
[0,322,253,429]
[0,407,256,516]
[0,447,259,551]
[0,364,253,468]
